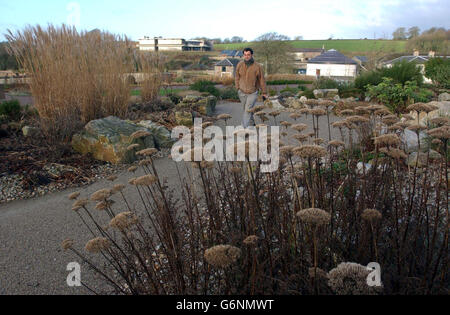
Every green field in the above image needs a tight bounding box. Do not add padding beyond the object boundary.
[215,40,407,54]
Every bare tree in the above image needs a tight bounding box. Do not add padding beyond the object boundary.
[253,32,292,74]
[392,27,407,40]
[230,36,244,43]
[408,26,420,39]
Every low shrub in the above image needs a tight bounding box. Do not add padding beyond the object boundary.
[0,99,21,121]
[267,79,313,85]
[220,87,239,100]
[190,80,221,98]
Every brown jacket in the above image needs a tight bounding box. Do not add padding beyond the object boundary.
[235,60,267,95]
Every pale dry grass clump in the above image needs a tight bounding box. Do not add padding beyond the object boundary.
[297,208,331,226]
[204,245,241,268]
[6,24,134,141]
[380,148,407,160]
[111,184,126,194]
[128,166,138,173]
[294,145,327,159]
[85,237,111,254]
[328,262,376,295]
[72,198,89,211]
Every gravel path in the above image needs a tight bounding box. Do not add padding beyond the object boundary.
[0,101,343,295]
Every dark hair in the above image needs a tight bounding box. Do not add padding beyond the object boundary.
[243,48,254,55]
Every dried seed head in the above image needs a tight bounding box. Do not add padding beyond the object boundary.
[355,106,370,115]
[130,130,151,140]
[311,108,327,116]
[313,138,325,145]
[243,235,259,246]
[305,99,319,106]
[289,113,302,120]
[291,134,309,143]
[182,147,205,161]
[280,145,296,157]
[107,175,118,182]
[127,144,140,151]
[366,105,385,113]
[430,117,450,126]
[293,145,327,159]
[91,189,111,202]
[68,192,81,200]
[328,140,345,147]
[61,239,74,251]
[407,103,429,113]
[256,124,268,129]
[204,245,241,268]
[427,125,450,140]
[374,109,391,116]
[346,115,370,124]
[134,175,158,186]
[374,134,401,147]
[128,166,138,173]
[268,110,282,117]
[202,122,213,128]
[109,212,138,231]
[139,159,152,166]
[280,121,292,128]
[85,237,110,253]
[299,108,310,115]
[291,123,308,132]
[319,100,335,108]
[128,177,137,185]
[328,262,381,295]
[72,198,89,209]
[401,114,414,121]
[296,208,331,226]
[380,147,407,160]
[407,124,428,133]
[136,148,158,156]
[432,138,443,146]
[95,200,114,211]
[217,114,232,120]
[111,184,126,194]
[332,120,348,129]
[361,209,382,222]
[340,109,354,116]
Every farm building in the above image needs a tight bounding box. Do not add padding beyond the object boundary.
[138,37,213,51]
[291,48,324,74]
[214,58,241,77]
[382,50,446,83]
[306,49,358,80]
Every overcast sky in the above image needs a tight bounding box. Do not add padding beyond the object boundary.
[0,0,449,42]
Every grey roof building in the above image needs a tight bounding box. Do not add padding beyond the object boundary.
[215,58,241,68]
[308,49,358,65]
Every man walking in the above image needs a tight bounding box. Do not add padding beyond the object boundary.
[235,48,268,128]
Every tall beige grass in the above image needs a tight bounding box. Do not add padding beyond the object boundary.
[135,51,164,103]
[6,24,134,141]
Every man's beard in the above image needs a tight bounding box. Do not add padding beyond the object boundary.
[244,57,254,66]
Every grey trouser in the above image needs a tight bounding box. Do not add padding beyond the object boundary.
[238,90,258,128]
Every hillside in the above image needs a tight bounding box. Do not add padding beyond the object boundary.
[215,39,407,54]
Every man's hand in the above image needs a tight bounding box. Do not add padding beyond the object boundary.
[262,94,268,101]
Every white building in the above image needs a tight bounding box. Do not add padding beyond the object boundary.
[306,49,358,80]
[138,37,213,52]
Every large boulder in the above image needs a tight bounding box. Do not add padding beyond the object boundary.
[313,89,339,99]
[138,120,174,149]
[22,126,40,138]
[72,116,155,164]
[438,92,450,102]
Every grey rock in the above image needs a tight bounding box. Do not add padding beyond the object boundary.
[313,89,339,99]
[22,126,39,138]
[72,116,155,164]
[138,121,174,149]
[438,92,450,102]
[402,129,429,153]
